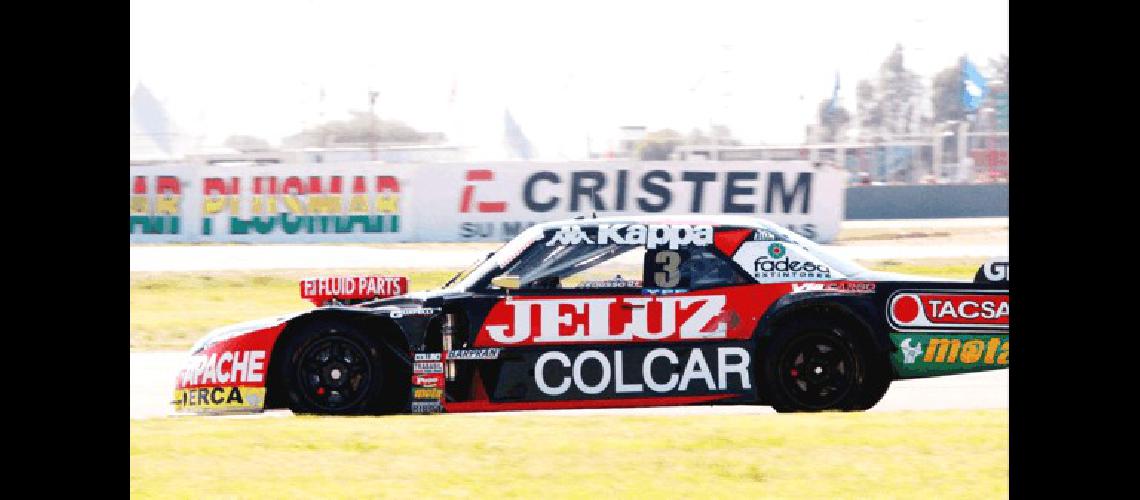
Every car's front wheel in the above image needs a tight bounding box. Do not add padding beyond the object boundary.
[761,317,887,412]
[277,321,395,415]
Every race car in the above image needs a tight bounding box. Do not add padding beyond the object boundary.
[174,215,1009,415]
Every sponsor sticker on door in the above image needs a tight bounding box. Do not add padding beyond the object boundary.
[887,290,1008,331]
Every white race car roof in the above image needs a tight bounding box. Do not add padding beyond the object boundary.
[530,214,776,232]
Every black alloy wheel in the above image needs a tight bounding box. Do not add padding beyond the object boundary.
[762,317,875,413]
[277,321,396,415]
[776,331,858,410]
[295,335,376,412]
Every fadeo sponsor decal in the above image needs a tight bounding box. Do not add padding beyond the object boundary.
[732,241,839,283]
[533,346,751,398]
[477,294,729,346]
[546,223,713,250]
[173,386,266,411]
[888,291,1009,330]
[179,350,267,387]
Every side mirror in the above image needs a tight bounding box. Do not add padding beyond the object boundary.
[491,275,521,290]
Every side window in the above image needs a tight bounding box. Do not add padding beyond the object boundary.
[683,246,748,288]
[500,229,645,290]
[644,246,747,291]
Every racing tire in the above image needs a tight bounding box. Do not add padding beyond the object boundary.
[761,317,881,413]
[276,320,406,415]
[851,350,892,411]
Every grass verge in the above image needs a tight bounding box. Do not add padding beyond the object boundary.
[130,409,1008,498]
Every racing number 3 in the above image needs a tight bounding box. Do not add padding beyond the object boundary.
[655,251,681,287]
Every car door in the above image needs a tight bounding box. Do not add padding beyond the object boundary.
[467,224,758,405]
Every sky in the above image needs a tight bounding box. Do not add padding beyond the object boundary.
[130,0,1009,159]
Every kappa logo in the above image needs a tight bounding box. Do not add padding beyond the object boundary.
[888,291,1009,330]
[546,224,713,250]
[547,224,593,245]
[900,338,923,364]
[480,295,727,346]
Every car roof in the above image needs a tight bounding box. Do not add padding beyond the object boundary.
[531,214,776,231]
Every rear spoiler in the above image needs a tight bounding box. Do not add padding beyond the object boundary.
[974,257,1009,283]
[300,276,409,306]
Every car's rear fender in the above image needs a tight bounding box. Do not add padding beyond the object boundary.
[753,292,889,354]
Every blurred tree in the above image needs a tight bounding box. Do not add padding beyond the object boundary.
[989,54,1009,85]
[636,129,684,160]
[856,79,883,138]
[708,125,741,145]
[932,57,967,123]
[223,135,272,153]
[682,125,740,146]
[815,99,851,143]
[283,111,445,147]
[876,44,924,137]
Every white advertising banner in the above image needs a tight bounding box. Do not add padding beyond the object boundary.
[129,163,411,243]
[129,161,845,244]
[409,161,846,243]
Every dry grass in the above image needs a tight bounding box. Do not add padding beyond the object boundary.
[130,409,1009,499]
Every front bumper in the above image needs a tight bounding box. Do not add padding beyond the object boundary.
[173,316,293,414]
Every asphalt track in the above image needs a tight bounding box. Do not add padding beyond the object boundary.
[130,351,1008,419]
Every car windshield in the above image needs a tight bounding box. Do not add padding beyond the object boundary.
[443,221,870,290]
[762,222,869,278]
[443,225,546,291]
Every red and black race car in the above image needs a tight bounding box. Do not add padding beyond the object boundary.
[174,215,1009,414]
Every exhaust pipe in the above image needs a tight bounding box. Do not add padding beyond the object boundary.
[442,313,457,381]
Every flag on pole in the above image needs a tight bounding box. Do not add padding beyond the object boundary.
[131,83,174,155]
[962,58,989,111]
[504,108,534,160]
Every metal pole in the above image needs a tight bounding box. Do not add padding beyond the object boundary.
[369,91,379,161]
[932,127,941,182]
[957,121,969,182]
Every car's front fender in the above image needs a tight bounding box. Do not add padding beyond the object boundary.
[173,313,303,414]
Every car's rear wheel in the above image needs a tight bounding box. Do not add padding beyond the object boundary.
[762,317,884,412]
[277,321,394,415]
